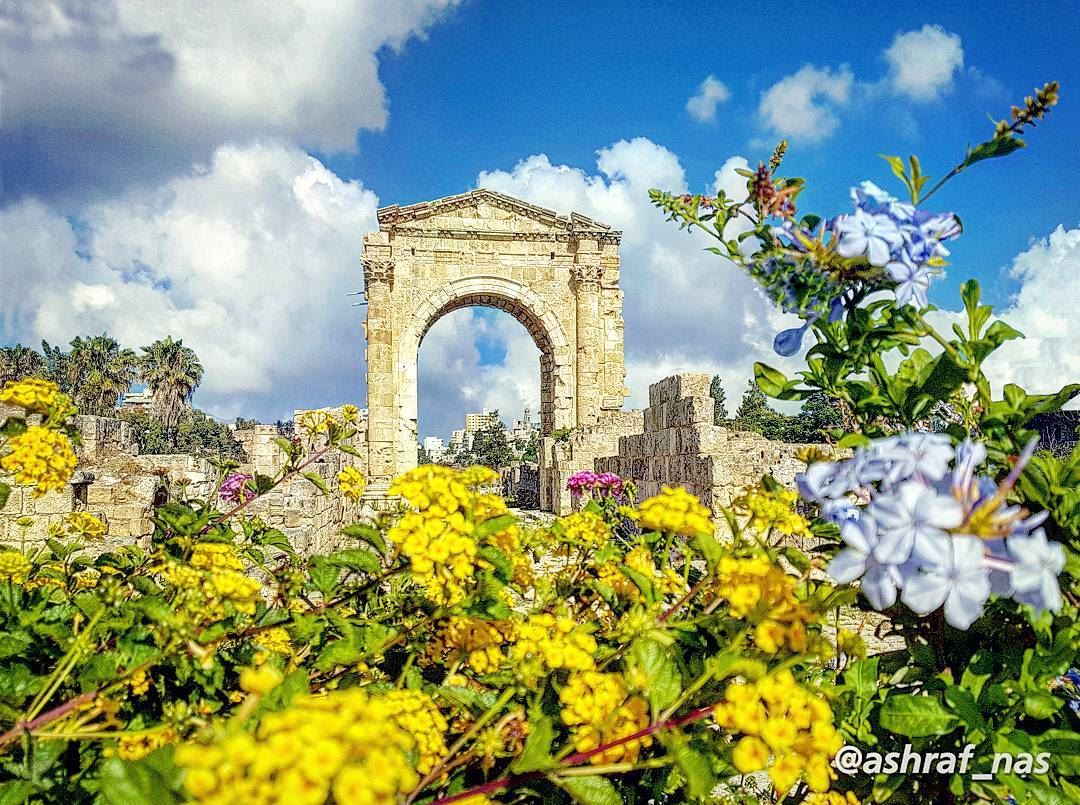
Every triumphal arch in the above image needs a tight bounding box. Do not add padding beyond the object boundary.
[360,189,628,493]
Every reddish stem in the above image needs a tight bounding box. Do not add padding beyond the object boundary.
[0,691,96,750]
[431,703,719,804]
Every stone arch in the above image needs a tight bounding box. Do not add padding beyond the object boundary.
[360,189,629,504]
[396,276,575,469]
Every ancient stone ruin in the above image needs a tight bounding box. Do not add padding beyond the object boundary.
[1,190,813,549]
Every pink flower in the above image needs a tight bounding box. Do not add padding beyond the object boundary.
[220,473,255,505]
[566,470,624,499]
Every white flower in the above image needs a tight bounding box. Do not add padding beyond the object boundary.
[827,515,904,610]
[901,535,991,629]
[887,258,933,308]
[1007,528,1066,614]
[871,481,963,565]
[835,209,904,266]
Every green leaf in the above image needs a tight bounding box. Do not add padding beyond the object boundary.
[669,740,715,799]
[308,557,341,597]
[1023,691,1060,719]
[629,638,682,713]
[944,686,986,732]
[511,714,558,773]
[478,545,513,583]
[753,362,791,399]
[98,751,181,805]
[690,530,722,571]
[473,514,517,540]
[315,635,362,670]
[328,548,380,577]
[879,694,958,737]
[844,657,879,699]
[837,432,872,449]
[984,319,1024,347]
[962,135,1025,169]
[340,523,387,555]
[619,564,658,605]
[555,775,622,805]
[0,781,37,805]
[0,483,10,511]
[302,472,330,495]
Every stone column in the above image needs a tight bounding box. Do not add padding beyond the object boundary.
[362,257,396,492]
[572,247,604,428]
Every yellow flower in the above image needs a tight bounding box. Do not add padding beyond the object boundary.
[0,551,31,584]
[338,466,367,501]
[557,510,611,547]
[732,736,769,773]
[0,378,68,415]
[734,484,812,539]
[0,425,78,497]
[66,511,107,540]
[713,555,818,655]
[636,486,712,536]
[340,404,360,424]
[559,671,651,765]
[128,669,151,697]
[116,727,175,761]
[297,409,333,437]
[716,673,840,795]
[239,664,283,695]
[179,689,420,804]
[254,627,293,656]
[511,613,597,685]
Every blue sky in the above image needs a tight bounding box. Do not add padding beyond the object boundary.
[1,1,1078,439]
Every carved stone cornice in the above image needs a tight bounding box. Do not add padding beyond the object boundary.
[374,189,622,244]
[362,258,395,291]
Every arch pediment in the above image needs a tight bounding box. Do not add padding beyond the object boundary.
[376,189,620,243]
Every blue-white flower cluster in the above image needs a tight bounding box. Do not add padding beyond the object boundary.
[763,182,962,357]
[798,433,1064,629]
[834,182,962,308]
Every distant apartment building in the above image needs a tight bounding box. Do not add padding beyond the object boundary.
[464,408,499,437]
[422,436,446,461]
[120,388,154,412]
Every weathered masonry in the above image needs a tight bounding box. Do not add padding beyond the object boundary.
[360,189,630,505]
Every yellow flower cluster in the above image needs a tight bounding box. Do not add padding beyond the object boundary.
[66,511,107,540]
[714,556,816,654]
[158,543,261,620]
[474,493,533,587]
[116,727,176,760]
[714,671,841,794]
[734,484,812,538]
[635,486,712,536]
[0,425,78,497]
[459,465,499,487]
[254,626,293,656]
[379,690,449,775]
[240,664,284,695]
[557,510,611,547]
[128,668,151,696]
[0,378,68,414]
[296,409,333,437]
[338,466,367,501]
[559,671,651,765]
[387,466,518,607]
[340,404,361,424]
[177,688,420,805]
[511,613,597,685]
[0,550,31,583]
[596,546,684,603]
[430,616,511,674]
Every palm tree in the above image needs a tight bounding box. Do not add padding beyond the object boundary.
[44,334,138,416]
[139,336,204,447]
[0,344,48,385]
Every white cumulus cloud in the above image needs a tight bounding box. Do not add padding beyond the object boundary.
[686,75,731,122]
[988,225,1080,404]
[0,0,461,202]
[477,138,802,415]
[758,64,854,142]
[884,25,964,101]
[0,142,377,420]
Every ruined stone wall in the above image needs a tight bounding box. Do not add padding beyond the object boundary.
[501,462,540,509]
[593,374,812,515]
[542,410,643,514]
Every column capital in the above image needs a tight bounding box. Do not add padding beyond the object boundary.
[362,258,395,292]
[571,262,603,289]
